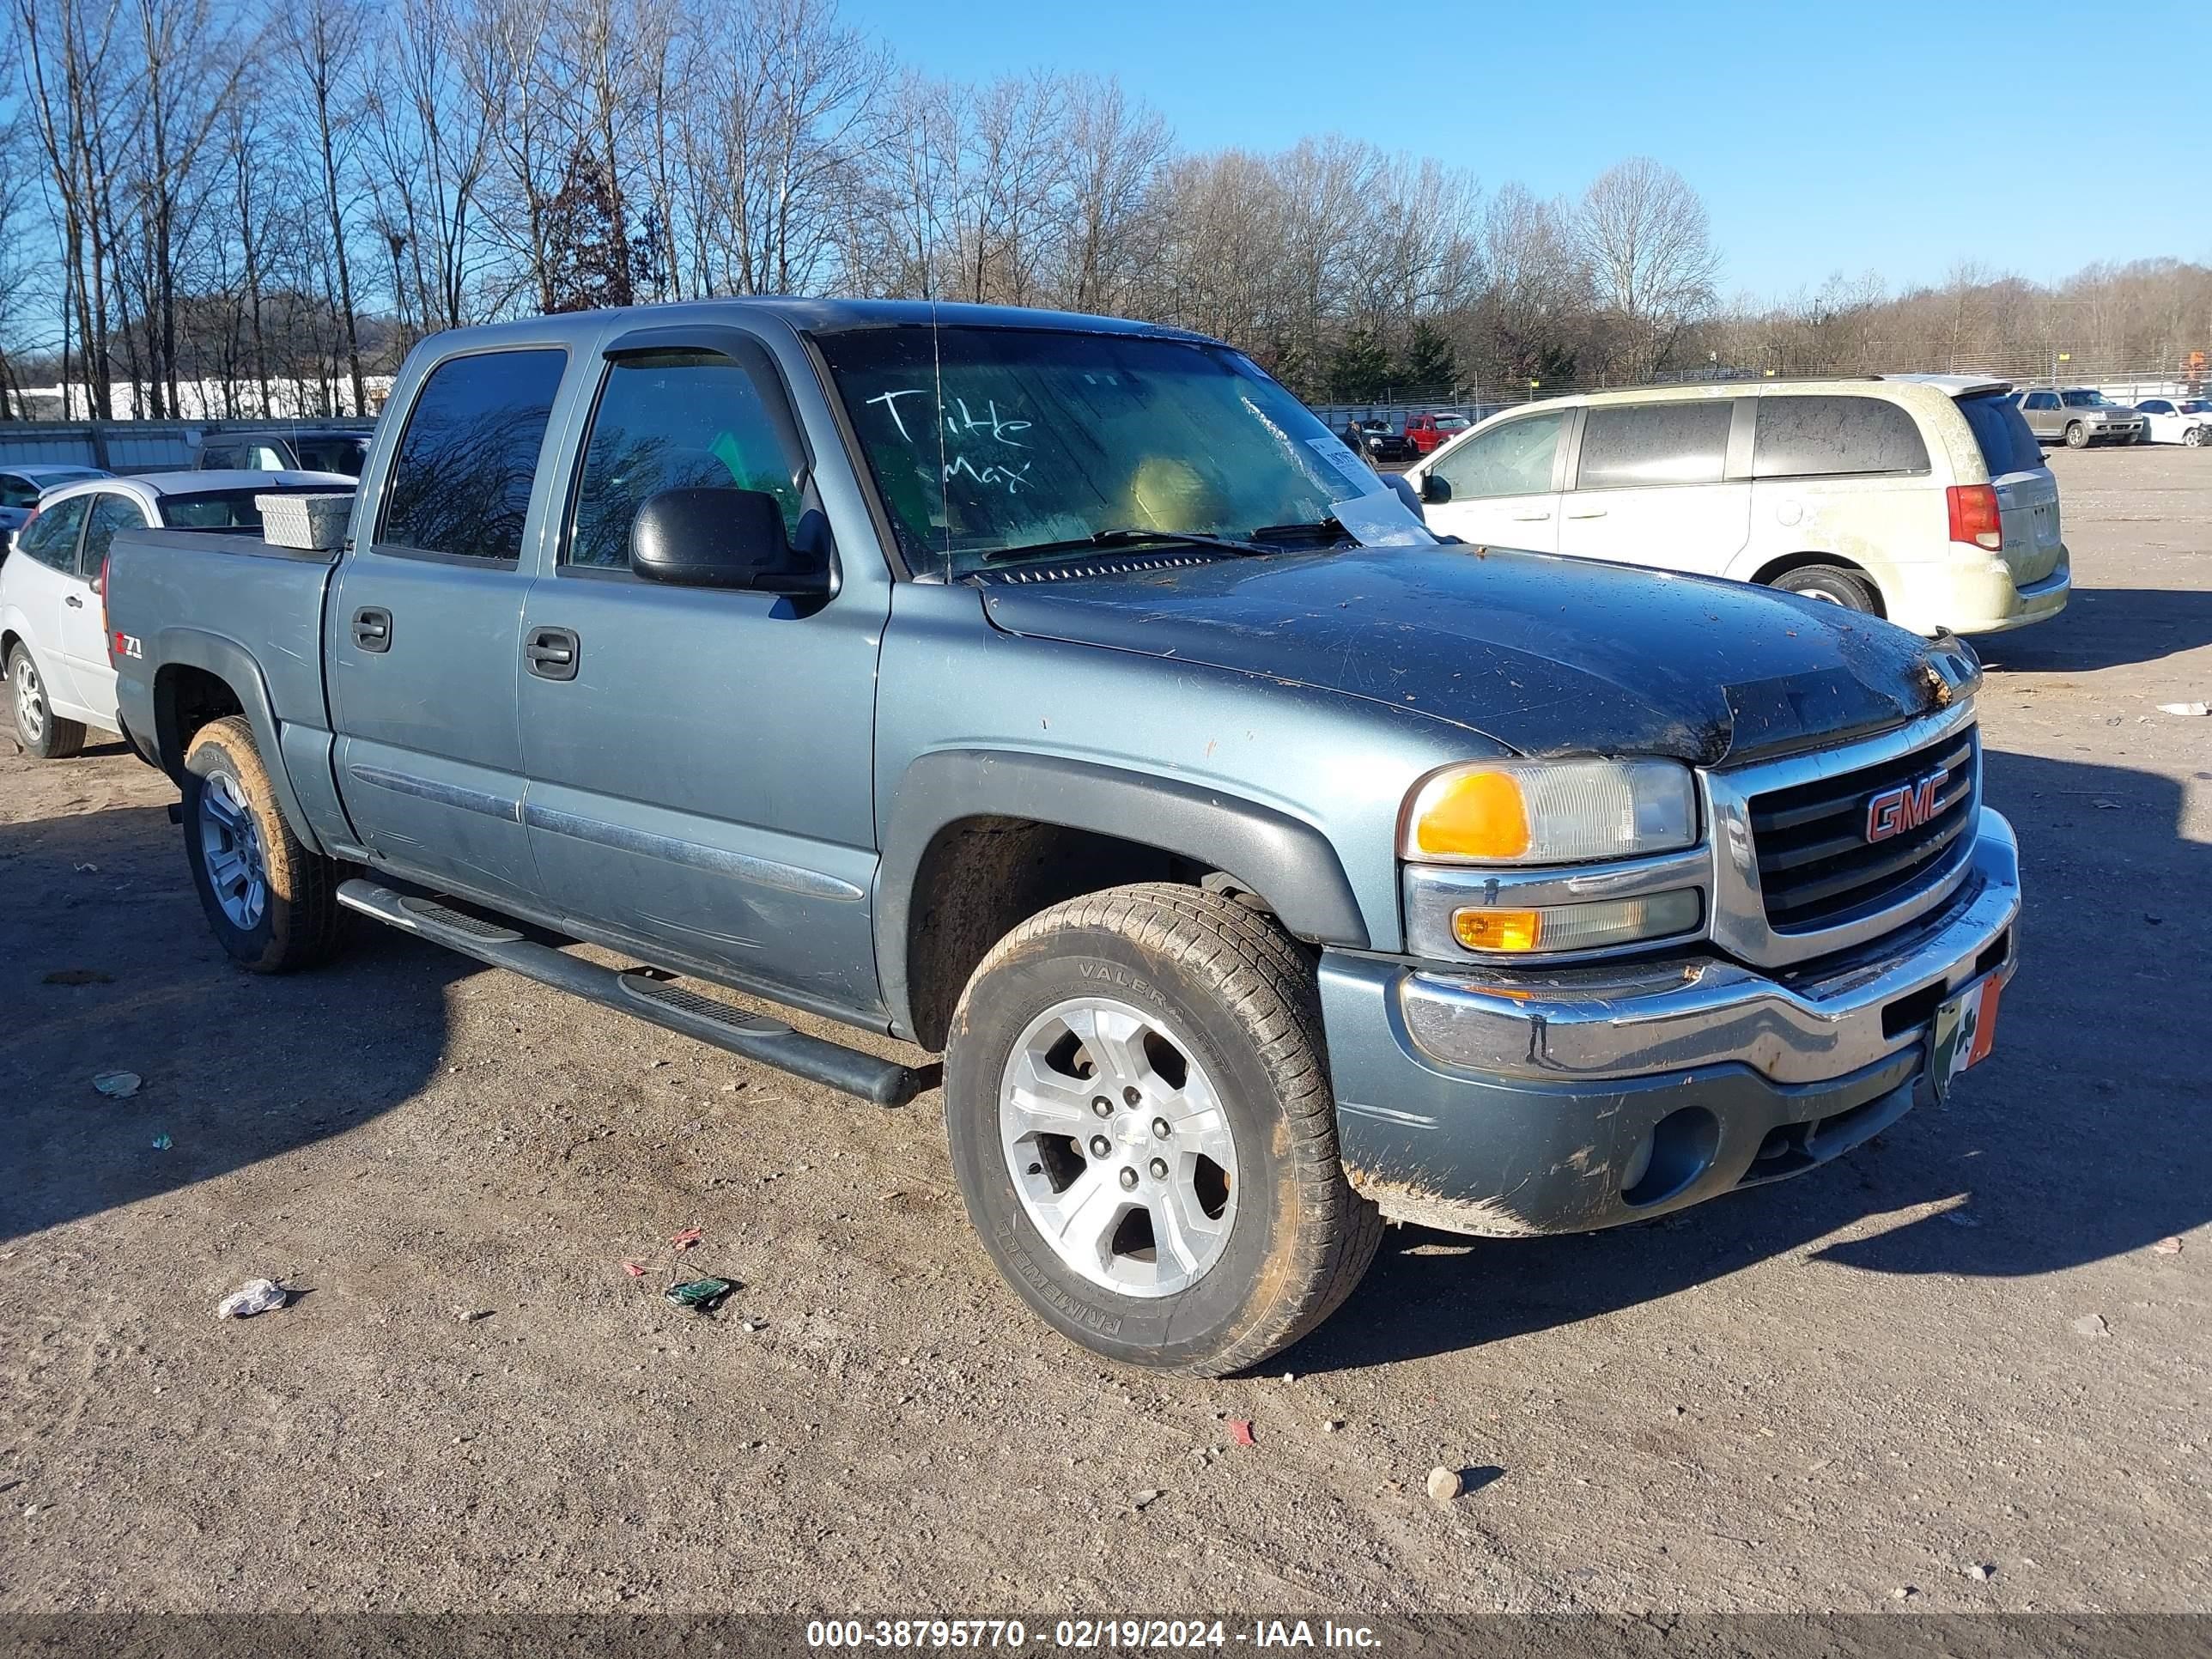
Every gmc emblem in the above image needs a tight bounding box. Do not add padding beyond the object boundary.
[1865,767,1952,843]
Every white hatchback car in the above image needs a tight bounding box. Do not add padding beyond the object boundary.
[2,470,351,757]
[1403,375,2068,635]
[2130,397,2211,447]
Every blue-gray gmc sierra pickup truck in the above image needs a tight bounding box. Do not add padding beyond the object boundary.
[104,300,2020,1374]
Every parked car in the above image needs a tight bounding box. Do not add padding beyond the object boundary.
[2013,387,2146,447]
[195,428,371,477]
[2129,397,2210,447]
[1344,418,1415,465]
[1405,411,1473,454]
[3,470,351,757]
[0,465,111,561]
[1404,375,2067,635]
[107,300,2017,1376]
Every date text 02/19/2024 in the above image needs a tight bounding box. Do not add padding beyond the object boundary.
[804,1620,1383,1650]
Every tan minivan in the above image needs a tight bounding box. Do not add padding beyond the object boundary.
[1403,374,2069,635]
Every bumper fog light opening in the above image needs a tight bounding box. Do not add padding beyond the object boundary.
[1621,1106,1720,1208]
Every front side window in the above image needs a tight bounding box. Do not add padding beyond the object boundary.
[1753,396,1929,478]
[16,494,90,570]
[567,351,804,569]
[815,325,1415,575]
[2141,401,2172,415]
[82,493,150,574]
[379,349,567,562]
[1432,411,1566,500]
[1577,401,1735,489]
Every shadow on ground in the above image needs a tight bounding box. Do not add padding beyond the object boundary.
[1285,742,2211,1373]
[0,801,467,1242]
[1971,586,2212,674]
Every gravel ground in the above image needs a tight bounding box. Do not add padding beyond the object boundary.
[3,445,2207,1617]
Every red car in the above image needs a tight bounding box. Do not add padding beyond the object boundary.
[1406,411,1474,454]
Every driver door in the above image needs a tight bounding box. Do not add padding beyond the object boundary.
[1415,409,1569,551]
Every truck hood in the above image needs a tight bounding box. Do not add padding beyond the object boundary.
[979,544,1973,766]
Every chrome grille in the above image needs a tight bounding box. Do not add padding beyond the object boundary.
[1748,726,1979,933]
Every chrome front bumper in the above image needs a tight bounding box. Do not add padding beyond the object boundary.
[1398,808,2019,1085]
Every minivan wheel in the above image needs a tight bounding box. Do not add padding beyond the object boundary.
[1769,564,1879,613]
[944,884,1382,1376]
[182,715,349,973]
[2063,422,2088,448]
[7,642,87,759]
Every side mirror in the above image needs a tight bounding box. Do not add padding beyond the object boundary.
[1421,473,1452,505]
[629,486,830,597]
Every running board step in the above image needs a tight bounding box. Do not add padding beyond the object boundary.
[337,879,923,1108]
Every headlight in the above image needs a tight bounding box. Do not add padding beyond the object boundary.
[1401,759,1698,865]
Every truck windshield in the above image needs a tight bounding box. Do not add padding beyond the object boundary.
[814,325,1425,576]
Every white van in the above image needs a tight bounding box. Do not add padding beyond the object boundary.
[1402,375,2069,635]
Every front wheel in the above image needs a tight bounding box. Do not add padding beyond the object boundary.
[2186,427,2205,447]
[8,643,86,760]
[945,884,1382,1376]
[2063,422,2088,448]
[182,715,349,972]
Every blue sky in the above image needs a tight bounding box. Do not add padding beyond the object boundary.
[843,0,2210,300]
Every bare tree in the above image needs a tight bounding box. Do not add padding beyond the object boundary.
[1576,156,1720,379]
[285,0,369,412]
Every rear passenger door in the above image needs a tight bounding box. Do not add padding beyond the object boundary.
[2019,391,2061,441]
[1557,398,1749,576]
[63,491,149,719]
[1419,410,1567,550]
[514,328,888,1016]
[328,345,571,910]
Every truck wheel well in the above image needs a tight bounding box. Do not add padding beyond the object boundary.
[902,817,1245,1053]
[1748,552,1887,617]
[155,665,245,770]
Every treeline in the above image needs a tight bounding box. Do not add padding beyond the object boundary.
[0,0,2203,422]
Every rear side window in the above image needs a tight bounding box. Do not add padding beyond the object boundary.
[295,437,368,477]
[82,493,150,573]
[1957,393,2042,477]
[1753,397,1929,478]
[566,350,804,569]
[1576,401,1734,489]
[379,349,567,562]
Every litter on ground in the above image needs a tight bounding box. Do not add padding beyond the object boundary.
[216,1279,288,1320]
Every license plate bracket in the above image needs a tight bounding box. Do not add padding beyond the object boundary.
[1930,976,2002,1100]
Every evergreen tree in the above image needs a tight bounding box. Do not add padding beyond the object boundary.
[1326,326,1391,402]
[1401,321,1456,397]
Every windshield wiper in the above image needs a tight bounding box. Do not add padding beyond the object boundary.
[1249,515,1350,546]
[980,527,1272,564]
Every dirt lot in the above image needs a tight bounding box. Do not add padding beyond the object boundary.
[3,446,2208,1619]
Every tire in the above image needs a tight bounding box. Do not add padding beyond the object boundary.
[8,642,87,760]
[181,714,348,973]
[944,883,1382,1376]
[2186,428,2204,447]
[2063,422,2088,449]
[1769,563,1880,612]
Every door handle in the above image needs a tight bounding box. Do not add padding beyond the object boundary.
[1566,507,1609,520]
[64,593,84,608]
[1509,510,1553,522]
[352,606,392,653]
[526,626,580,682]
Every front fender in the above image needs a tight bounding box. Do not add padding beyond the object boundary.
[150,628,326,856]
[874,748,1368,1038]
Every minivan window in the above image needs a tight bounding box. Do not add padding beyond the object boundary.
[1431,410,1566,501]
[379,348,567,562]
[1576,401,1733,489]
[568,351,805,569]
[1958,392,2042,477]
[1753,396,1929,478]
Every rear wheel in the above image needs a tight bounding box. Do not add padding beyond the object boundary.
[1769,563,1880,613]
[944,884,1382,1376]
[2063,422,2088,448]
[182,715,348,973]
[7,643,85,760]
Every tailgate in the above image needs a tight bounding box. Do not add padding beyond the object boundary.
[1991,467,2063,586]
